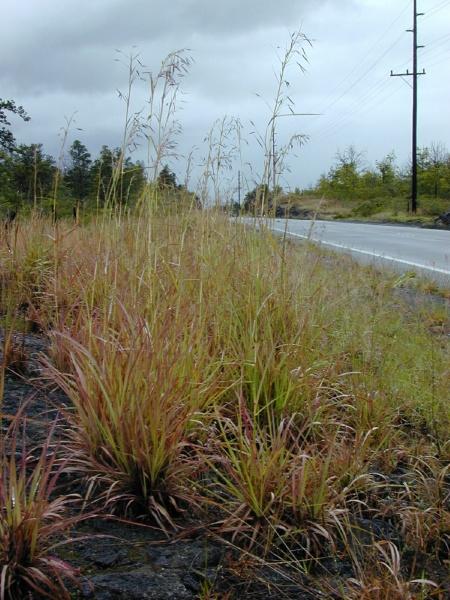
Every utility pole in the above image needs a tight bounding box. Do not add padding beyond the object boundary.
[237,169,241,207]
[391,0,425,214]
[272,129,277,193]
[33,145,38,210]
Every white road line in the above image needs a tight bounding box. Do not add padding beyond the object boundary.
[271,227,450,277]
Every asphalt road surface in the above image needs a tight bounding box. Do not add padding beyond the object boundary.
[250,218,450,285]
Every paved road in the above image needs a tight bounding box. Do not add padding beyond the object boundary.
[250,218,450,285]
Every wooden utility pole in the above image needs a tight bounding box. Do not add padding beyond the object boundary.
[391,0,425,214]
[237,169,241,207]
[33,145,38,210]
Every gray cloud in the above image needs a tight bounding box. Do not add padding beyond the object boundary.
[1,0,323,94]
[1,0,449,189]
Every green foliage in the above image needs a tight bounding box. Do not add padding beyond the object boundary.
[352,198,387,217]
[0,142,146,216]
[312,144,450,211]
[65,140,92,203]
[417,143,450,199]
[13,144,55,205]
[376,151,397,193]
[0,99,147,214]
[0,144,56,213]
[89,145,115,205]
[326,146,366,201]
[152,165,201,214]
[243,184,273,215]
[0,99,30,153]
[240,144,450,220]
[157,164,178,190]
[90,145,145,206]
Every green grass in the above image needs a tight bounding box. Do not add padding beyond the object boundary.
[0,207,448,596]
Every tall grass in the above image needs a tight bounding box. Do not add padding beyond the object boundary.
[0,207,448,592]
[44,305,223,528]
[0,419,80,599]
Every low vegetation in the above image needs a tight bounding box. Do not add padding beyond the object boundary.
[242,145,450,223]
[0,418,80,599]
[0,205,448,597]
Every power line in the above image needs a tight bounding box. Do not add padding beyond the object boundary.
[315,83,405,142]
[419,35,450,61]
[316,0,412,113]
[424,32,450,47]
[322,88,405,143]
[309,64,399,139]
[307,6,414,140]
[423,45,450,63]
[423,0,450,19]
[424,39,450,53]
[310,82,393,140]
[392,32,450,70]
[309,34,411,138]
[427,53,450,68]
[310,78,392,139]
[306,1,447,179]
[320,32,405,116]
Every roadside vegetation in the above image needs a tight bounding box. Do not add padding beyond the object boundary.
[0,205,449,598]
[242,145,450,224]
[0,34,449,599]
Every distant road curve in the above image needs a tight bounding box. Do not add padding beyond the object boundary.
[243,218,450,286]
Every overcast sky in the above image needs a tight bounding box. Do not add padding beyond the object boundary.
[1,0,449,194]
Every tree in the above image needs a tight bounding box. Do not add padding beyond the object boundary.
[157,165,177,189]
[90,146,116,205]
[333,146,366,199]
[335,145,365,172]
[121,157,145,205]
[11,144,55,207]
[309,143,450,209]
[243,184,272,214]
[90,146,145,206]
[65,140,92,204]
[426,142,448,199]
[0,99,30,153]
[0,152,16,208]
[376,152,398,196]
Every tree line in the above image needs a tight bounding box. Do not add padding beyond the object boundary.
[241,144,450,217]
[0,98,193,218]
[3,98,449,218]
[311,144,450,202]
[0,141,146,217]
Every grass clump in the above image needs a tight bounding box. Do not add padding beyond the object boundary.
[45,307,218,529]
[0,419,79,600]
[345,541,440,600]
